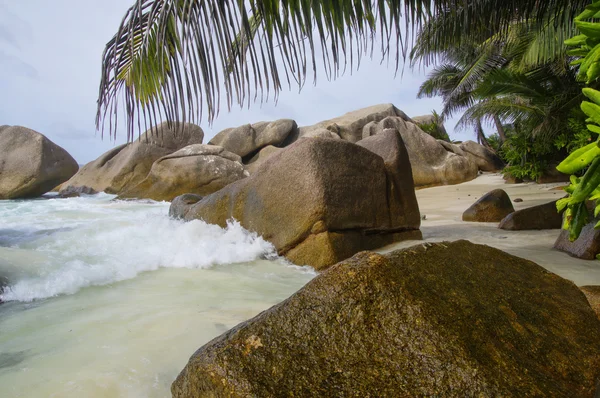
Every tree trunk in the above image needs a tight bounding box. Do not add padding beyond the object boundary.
[476,119,492,149]
[493,115,506,144]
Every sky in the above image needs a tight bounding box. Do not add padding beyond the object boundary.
[0,0,470,164]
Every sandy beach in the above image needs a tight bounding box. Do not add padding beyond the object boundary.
[380,173,600,287]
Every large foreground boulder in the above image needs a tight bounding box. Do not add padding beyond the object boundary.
[171,137,422,269]
[459,140,504,172]
[60,122,204,195]
[172,241,600,398]
[363,116,478,187]
[463,189,515,222]
[0,126,79,199]
[498,200,563,230]
[118,145,248,202]
[208,119,297,158]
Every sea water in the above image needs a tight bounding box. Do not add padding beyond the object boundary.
[0,194,315,397]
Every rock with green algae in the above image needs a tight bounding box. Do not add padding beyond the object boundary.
[172,240,600,398]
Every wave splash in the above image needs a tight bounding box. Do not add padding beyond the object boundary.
[0,197,277,302]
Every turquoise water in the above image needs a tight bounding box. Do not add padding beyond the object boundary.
[0,195,314,397]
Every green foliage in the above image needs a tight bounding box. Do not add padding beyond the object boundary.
[486,133,502,153]
[98,0,586,140]
[415,111,451,141]
[559,0,600,242]
[554,110,594,153]
[499,126,557,181]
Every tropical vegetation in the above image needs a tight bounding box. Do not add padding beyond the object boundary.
[412,3,590,181]
[557,0,600,242]
[96,0,598,241]
[95,0,584,141]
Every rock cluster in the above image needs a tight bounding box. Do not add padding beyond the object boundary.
[53,104,503,202]
[59,122,207,197]
[171,137,422,270]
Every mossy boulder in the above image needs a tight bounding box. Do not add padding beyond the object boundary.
[170,137,421,270]
[463,189,515,222]
[173,241,600,397]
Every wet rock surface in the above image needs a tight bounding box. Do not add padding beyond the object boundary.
[173,241,600,398]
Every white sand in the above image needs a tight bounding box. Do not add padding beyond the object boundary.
[378,173,600,286]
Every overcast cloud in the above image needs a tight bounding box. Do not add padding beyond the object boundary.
[0,0,471,164]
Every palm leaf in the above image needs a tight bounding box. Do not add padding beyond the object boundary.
[97,0,582,139]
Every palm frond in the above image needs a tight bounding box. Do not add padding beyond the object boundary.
[97,0,436,139]
[97,0,583,139]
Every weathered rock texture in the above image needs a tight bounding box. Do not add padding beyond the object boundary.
[172,241,600,398]
[296,103,410,143]
[554,215,600,260]
[363,116,478,187]
[118,145,247,202]
[60,122,204,195]
[463,189,515,222]
[171,138,422,269]
[0,125,79,199]
[499,200,563,230]
[580,286,600,320]
[459,140,504,172]
[208,119,297,158]
[356,129,421,228]
[245,145,283,175]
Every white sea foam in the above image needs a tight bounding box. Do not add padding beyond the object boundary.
[0,195,277,302]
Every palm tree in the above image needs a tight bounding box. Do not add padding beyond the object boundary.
[413,5,581,147]
[96,0,585,140]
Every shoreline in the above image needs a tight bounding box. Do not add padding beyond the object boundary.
[378,173,600,286]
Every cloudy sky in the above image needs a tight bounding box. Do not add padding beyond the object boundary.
[0,0,470,164]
